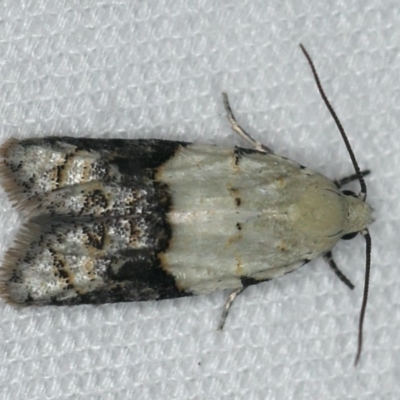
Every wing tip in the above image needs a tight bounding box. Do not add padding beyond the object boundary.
[0,221,44,307]
[0,138,29,208]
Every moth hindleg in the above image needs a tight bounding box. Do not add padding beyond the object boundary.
[217,287,245,330]
[323,251,354,290]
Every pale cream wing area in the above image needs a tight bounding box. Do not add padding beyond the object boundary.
[158,144,347,295]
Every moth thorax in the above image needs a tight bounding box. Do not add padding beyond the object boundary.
[289,188,348,238]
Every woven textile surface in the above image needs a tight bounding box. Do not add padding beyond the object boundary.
[0,1,398,399]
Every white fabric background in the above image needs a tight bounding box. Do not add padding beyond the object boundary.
[0,1,398,399]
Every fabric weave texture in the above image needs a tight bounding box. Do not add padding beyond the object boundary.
[0,1,397,399]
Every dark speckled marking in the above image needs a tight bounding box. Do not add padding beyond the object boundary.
[83,190,109,215]
[233,145,264,166]
[83,223,106,249]
[68,137,186,180]
[49,255,191,306]
[22,136,188,167]
[56,163,64,187]
[3,137,196,306]
[241,276,270,287]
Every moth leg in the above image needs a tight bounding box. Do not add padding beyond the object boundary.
[323,251,354,290]
[222,92,273,154]
[334,169,371,188]
[218,287,245,330]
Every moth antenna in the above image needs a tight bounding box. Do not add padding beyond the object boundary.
[299,44,367,201]
[354,229,372,366]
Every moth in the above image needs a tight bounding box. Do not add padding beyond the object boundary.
[0,45,373,364]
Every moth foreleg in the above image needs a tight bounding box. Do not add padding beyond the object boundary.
[334,170,371,188]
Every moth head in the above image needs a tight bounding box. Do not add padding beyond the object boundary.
[342,190,374,239]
